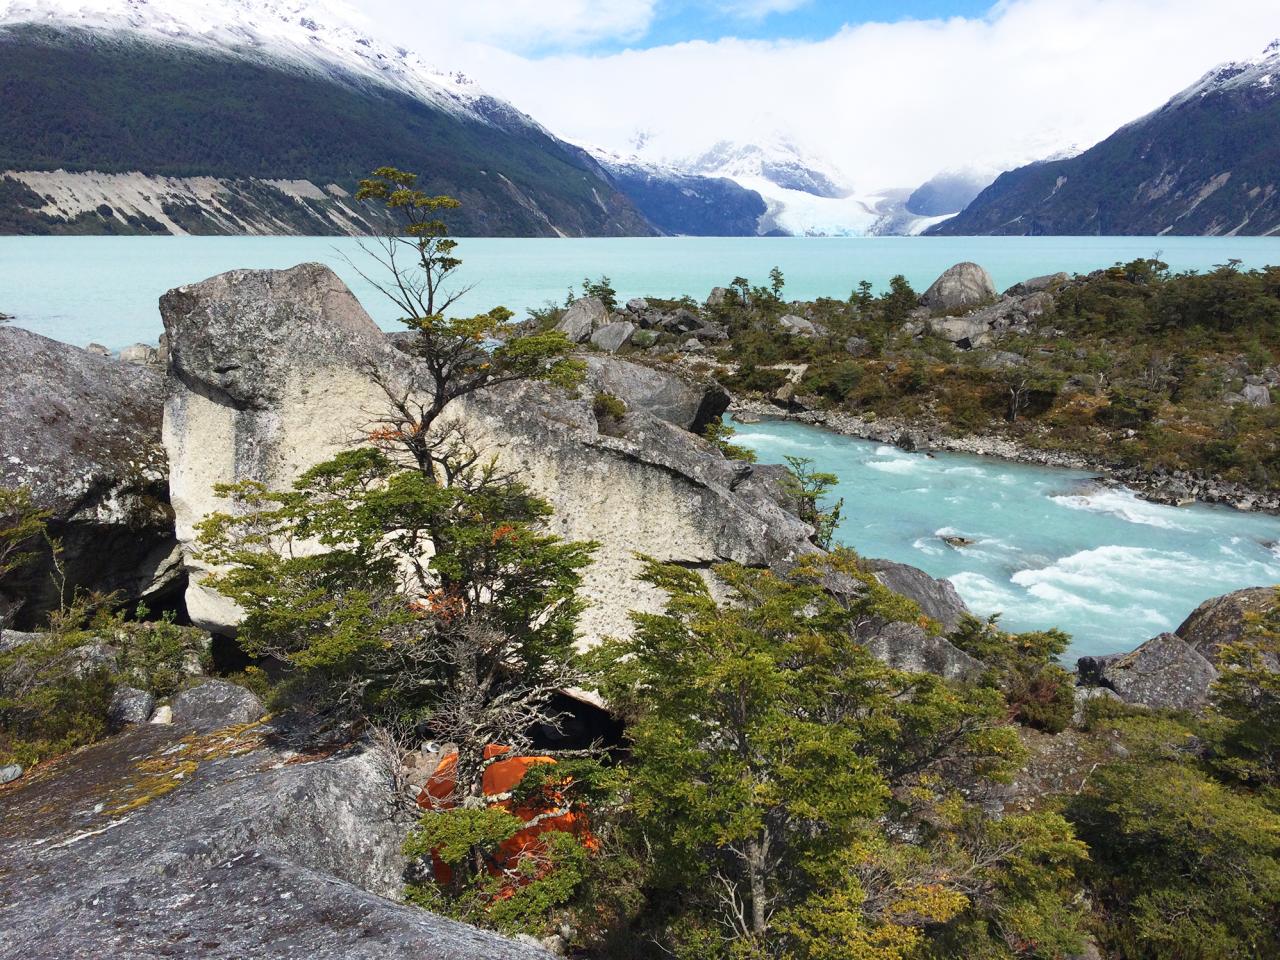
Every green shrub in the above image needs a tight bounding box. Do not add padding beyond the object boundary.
[949,614,1075,733]
[581,276,618,312]
[592,391,627,422]
[703,421,757,462]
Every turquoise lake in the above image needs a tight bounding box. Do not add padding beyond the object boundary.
[734,419,1280,661]
[4,234,1280,348]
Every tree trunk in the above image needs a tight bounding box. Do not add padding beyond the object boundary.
[745,835,768,937]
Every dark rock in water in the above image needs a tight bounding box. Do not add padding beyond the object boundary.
[865,559,970,633]
[0,763,21,784]
[920,262,997,312]
[0,723,550,959]
[583,355,729,435]
[1078,633,1218,711]
[942,535,976,549]
[170,679,265,732]
[0,325,180,628]
[107,685,156,731]
[861,621,984,682]
[1176,586,1280,668]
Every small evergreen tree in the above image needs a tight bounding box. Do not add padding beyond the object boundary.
[591,552,1083,958]
[769,266,785,300]
[1207,587,1280,788]
[882,275,919,324]
[582,276,618,312]
[782,455,844,549]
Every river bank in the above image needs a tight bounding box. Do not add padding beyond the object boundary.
[730,396,1280,515]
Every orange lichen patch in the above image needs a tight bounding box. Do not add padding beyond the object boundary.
[418,744,596,891]
[414,589,467,623]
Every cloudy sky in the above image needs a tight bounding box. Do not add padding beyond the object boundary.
[358,0,1280,191]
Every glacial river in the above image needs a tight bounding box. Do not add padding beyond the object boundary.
[735,418,1280,660]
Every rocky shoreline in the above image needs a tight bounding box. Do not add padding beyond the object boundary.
[730,397,1280,515]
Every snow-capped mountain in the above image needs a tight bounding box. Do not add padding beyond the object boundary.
[932,39,1280,236]
[1165,37,1280,109]
[584,146,767,237]
[617,137,961,237]
[688,139,851,201]
[0,0,505,124]
[0,0,654,236]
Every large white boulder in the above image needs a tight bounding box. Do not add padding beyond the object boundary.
[920,262,997,312]
[160,264,812,641]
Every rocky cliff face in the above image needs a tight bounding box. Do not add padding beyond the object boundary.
[0,324,180,625]
[2,169,381,236]
[159,263,813,640]
[0,700,550,959]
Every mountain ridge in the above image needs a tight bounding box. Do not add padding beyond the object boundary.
[930,41,1280,237]
[0,2,658,236]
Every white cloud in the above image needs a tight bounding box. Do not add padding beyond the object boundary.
[365,0,1280,190]
[717,0,813,20]
[362,0,657,53]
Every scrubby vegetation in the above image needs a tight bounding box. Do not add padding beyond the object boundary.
[0,490,210,767]
[707,260,1280,491]
[5,181,1279,960]
[585,553,1088,959]
[1068,644,1280,960]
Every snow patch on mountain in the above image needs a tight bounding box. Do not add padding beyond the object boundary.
[688,139,851,200]
[677,139,959,236]
[1166,38,1280,108]
[0,0,532,129]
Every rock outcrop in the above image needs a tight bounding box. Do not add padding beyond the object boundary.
[778,315,826,339]
[1177,586,1279,667]
[865,559,970,633]
[0,715,550,959]
[1074,586,1280,711]
[1005,273,1068,297]
[924,288,1056,349]
[920,262,997,312]
[160,263,408,632]
[861,621,983,682]
[171,679,265,732]
[582,355,730,435]
[160,264,812,640]
[0,325,180,627]
[555,297,610,343]
[107,685,156,730]
[590,320,636,353]
[1078,633,1219,711]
